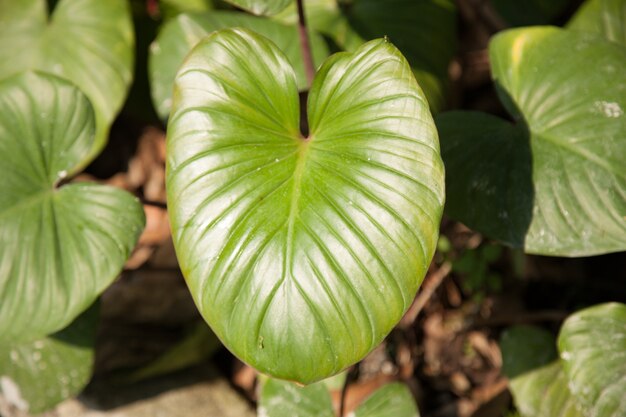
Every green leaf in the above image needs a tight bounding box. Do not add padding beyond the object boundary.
[500,326,583,417]
[0,0,134,161]
[568,0,626,47]
[222,0,292,16]
[149,11,329,120]
[160,0,213,20]
[274,0,457,112]
[259,378,334,417]
[0,72,145,343]
[558,302,626,417]
[438,26,626,256]
[354,383,420,417]
[0,304,98,413]
[491,0,572,26]
[167,29,444,383]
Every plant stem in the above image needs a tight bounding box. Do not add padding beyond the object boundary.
[296,0,315,87]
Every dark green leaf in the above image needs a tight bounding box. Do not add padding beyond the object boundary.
[568,0,626,47]
[491,0,573,26]
[500,325,557,380]
[438,27,626,256]
[149,11,329,119]
[0,72,145,343]
[167,29,444,382]
[0,304,97,413]
[558,302,626,417]
[0,0,134,161]
[354,383,420,417]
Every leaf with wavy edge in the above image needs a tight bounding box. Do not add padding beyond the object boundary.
[0,72,145,343]
[167,29,444,383]
[273,0,457,112]
[500,326,583,417]
[438,26,626,256]
[149,11,329,120]
[568,0,626,47]
[0,305,97,413]
[0,0,134,162]
[223,0,292,16]
[558,303,626,416]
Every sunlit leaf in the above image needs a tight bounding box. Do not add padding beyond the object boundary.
[167,29,444,382]
[149,11,329,120]
[222,0,292,16]
[259,378,334,417]
[568,0,626,47]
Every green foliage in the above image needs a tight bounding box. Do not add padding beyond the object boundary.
[259,379,419,417]
[274,0,457,112]
[501,304,626,417]
[222,0,293,16]
[453,244,503,295]
[167,29,444,383]
[438,26,626,256]
[149,10,329,119]
[568,0,626,46]
[0,305,97,413]
[491,0,573,26]
[0,0,135,162]
[0,72,145,344]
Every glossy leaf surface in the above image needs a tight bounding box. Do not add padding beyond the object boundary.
[500,326,582,417]
[149,11,329,119]
[0,305,97,413]
[259,378,334,417]
[0,0,134,160]
[223,0,292,16]
[354,383,420,417]
[167,29,444,383]
[438,27,626,256]
[0,72,145,343]
[568,0,626,46]
[274,0,457,112]
[558,303,626,416]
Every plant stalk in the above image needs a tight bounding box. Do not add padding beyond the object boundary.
[296,0,315,87]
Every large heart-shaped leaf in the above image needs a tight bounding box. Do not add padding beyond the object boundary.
[149,11,329,120]
[0,304,97,413]
[274,0,457,112]
[438,27,626,256]
[0,72,145,343]
[0,0,134,161]
[558,303,626,416]
[167,29,444,383]
[500,326,583,417]
[568,0,626,47]
[222,0,292,16]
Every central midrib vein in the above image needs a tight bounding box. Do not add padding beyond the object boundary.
[283,140,311,280]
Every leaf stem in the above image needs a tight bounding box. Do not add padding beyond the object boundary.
[296,0,315,88]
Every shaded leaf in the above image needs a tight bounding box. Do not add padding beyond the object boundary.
[438,26,626,256]
[558,302,626,417]
[354,382,420,417]
[0,0,134,161]
[149,11,329,119]
[0,304,98,413]
[0,72,145,343]
[259,378,334,417]
[491,0,573,26]
[500,325,582,417]
[223,0,292,16]
[160,0,213,20]
[167,29,444,382]
[568,0,626,47]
